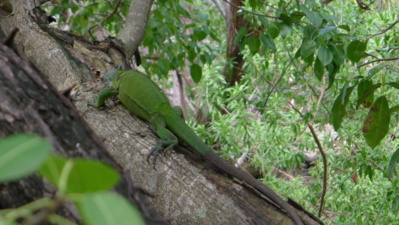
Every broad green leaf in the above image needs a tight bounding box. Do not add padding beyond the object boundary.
[193,27,207,41]
[331,85,355,130]
[77,192,145,225]
[190,64,202,83]
[317,46,333,66]
[368,63,385,77]
[233,27,248,45]
[0,220,18,225]
[319,26,337,35]
[314,58,324,80]
[300,40,317,59]
[388,148,399,179]
[347,40,367,63]
[267,22,280,39]
[40,156,120,194]
[247,37,260,55]
[300,5,323,27]
[362,96,390,149]
[387,82,399,90]
[258,16,269,27]
[327,63,339,89]
[390,105,399,114]
[357,81,379,108]
[331,44,345,66]
[0,134,50,183]
[338,24,350,32]
[279,23,292,38]
[303,25,318,40]
[260,33,276,51]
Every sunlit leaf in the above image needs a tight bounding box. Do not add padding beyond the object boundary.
[318,46,333,66]
[40,155,120,194]
[77,192,145,225]
[319,26,337,35]
[0,134,50,183]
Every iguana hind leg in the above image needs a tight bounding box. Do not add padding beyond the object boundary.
[147,115,178,168]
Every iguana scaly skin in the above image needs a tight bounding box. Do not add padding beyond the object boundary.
[88,70,303,225]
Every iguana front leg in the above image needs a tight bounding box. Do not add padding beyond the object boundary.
[87,87,118,107]
[147,114,178,168]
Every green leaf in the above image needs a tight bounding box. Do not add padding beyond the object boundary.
[303,25,318,40]
[314,58,324,80]
[387,82,399,90]
[317,46,333,66]
[247,37,261,55]
[388,148,399,179]
[267,22,280,39]
[193,27,207,41]
[0,219,19,225]
[331,85,355,130]
[279,23,292,38]
[300,40,317,59]
[300,5,323,27]
[368,63,385,77]
[390,105,399,114]
[327,63,339,89]
[319,26,337,35]
[338,24,350,32]
[0,134,50,183]
[357,82,380,108]
[260,33,276,51]
[233,27,248,45]
[362,96,390,149]
[347,40,367,63]
[258,16,269,27]
[330,44,345,66]
[40,156,120,194]
[190,63,202,83]
[77,192,145,225]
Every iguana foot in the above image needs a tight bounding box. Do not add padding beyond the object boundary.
[146,138,178,169]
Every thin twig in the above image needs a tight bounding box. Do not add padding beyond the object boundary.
[288,103,328,218]
[357,57,399,68]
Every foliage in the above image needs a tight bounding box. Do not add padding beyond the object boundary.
[44,0,399,223]
[0,134,144,225]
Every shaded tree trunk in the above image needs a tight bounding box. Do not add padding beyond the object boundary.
[223,0,246,86]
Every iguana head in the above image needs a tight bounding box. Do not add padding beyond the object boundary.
[100,70,120,87]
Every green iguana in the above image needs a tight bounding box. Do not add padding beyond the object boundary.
[88,70,303,225]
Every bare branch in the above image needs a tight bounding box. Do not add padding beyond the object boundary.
[118,0,154,60]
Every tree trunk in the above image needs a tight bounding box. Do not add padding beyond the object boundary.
[0,1,322,224]
[223,0,246,86]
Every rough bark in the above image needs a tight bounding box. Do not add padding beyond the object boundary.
[0,40,163,225]
[0,0,322,224]
[118,0,154,60]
